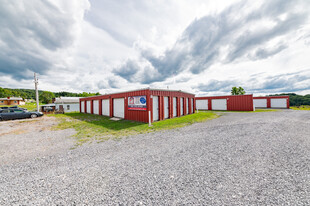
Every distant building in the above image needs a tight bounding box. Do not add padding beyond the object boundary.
[40,103,56,113]
[54,97,80,113]
[0,97,25,105]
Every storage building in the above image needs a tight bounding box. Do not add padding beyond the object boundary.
[79,88,195,123]
[253,96,289,109]
[196,94,254,111]
[55,97,80,112]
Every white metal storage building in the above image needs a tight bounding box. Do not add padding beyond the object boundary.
[55,97,80,112]
[253,96,289,109]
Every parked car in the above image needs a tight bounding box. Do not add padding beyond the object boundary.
[0,109,43,121]
[9,106,27,110]
[0,106,27,111]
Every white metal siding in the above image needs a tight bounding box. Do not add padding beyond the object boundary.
[211,99,227,110]
[68,104,80,112]
[164,97,169,119]
[86,101,91,113]
[68,104,79,112]
[186,98,189,114]
[102,99,110,116]
[113,98,124,118]
[271,98,287,108]
[196,99,208,110]
[56,103,80,112]
[81,101,85,113]
[180,98,184,115]
[191,98,194,113]
[153,96,159,121]
[93,100,99,115]
[254,99,267,108]
[173,97,177,117]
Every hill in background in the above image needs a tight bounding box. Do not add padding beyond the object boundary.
[0,87,100,100]
[0,87,309,106]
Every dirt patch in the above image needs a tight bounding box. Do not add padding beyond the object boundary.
[0,116,76,165]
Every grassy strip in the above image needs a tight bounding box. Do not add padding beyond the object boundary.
[290,105,310,110]
[0,102,37,111]
[51,112,219,146]
[253,109,279,112]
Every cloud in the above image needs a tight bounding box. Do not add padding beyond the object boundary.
[249,44,288,60]
[194,79,237,92]
[114,0,310,84]
[193,69,310,95]
[250,70,310,93]
[175,76,191,83]
[108,78,119,89]
[0,0,89,80]
[113,60,140,82]
[85,0,152,46]
[0,0,309,96]
[84,0,216,47]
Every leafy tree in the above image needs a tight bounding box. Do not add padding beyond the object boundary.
[3,89,13,97]
[231,87,246,95]
[39,91,55,104]
[238,87,245,95]
[231,87,238,95]
[81,92,89,97]
[0,87,101,99]
[0,87,5,98]
[20,92,27,100]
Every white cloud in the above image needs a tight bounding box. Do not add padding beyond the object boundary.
[0,0,309,96]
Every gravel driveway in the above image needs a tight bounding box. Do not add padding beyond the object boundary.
[0,110,309,205]
[0,116,75,165]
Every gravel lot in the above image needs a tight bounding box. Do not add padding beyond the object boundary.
[0,110,309,205]
[0,116,75,165]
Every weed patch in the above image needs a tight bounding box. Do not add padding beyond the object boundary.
[51,112,218,146]
[290,105,310,110]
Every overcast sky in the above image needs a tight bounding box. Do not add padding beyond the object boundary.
[0,0,310,96]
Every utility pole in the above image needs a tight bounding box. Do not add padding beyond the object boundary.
[34,73,39,112]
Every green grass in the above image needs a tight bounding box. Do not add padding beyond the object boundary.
[290,105,310,110]
[51,111,219,146]
[253,109,279,112]
[0,102,38,111]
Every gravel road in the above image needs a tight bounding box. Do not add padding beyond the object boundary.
[0,110,309,205]
[0,116,75,165]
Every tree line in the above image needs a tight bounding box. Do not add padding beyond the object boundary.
[0,87,100,103]
[270,93,310,106]
[231,87,310,106]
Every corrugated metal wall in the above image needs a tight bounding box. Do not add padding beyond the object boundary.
[253,96,289,108]
[196,94,254,111]
[79,89,195,123]
[150,90,195,121]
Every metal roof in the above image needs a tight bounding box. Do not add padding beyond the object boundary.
[40,104,56,107]
[80,88,195,99]
[149,88,195,95]
[54,97,80,104]
[56,97,80,100]
[0,97,23,101]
